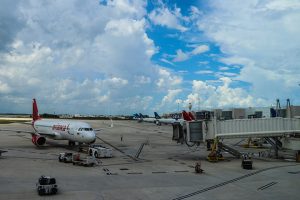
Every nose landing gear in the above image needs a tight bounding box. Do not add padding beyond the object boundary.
[68,141,76,146]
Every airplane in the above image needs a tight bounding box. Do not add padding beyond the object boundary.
[154,111,194,125]
[0,99,97,147]
[138,113,157,124]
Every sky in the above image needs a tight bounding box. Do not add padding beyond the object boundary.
[0,0,300,115]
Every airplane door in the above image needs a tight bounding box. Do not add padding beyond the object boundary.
[67,124,73,135]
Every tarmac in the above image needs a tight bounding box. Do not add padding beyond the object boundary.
[0,120,299,200]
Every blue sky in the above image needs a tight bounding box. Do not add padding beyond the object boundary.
[0,0,300,115]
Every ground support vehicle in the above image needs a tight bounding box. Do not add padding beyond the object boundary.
[0,150,7,157]
[36,176,58,195]
[72,153,98,167]
[89,144,112,158]
[58,152,73,163]
[241,154,253,169]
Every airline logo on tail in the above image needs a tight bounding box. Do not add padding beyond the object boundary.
[32,98,41,122]
[154,112,161,119]
[182,110,195,121]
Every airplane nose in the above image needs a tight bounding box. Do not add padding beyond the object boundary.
[88,131,96,143]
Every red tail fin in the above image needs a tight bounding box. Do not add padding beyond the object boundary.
[32,98,41,121]
[182,110,192,121]
[188,112,195,120]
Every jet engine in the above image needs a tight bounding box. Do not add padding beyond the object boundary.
[32,135,46,146]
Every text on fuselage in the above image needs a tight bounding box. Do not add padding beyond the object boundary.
[52,124,69,131]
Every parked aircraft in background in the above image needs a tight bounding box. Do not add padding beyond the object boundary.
[138,113,157,124]
[0,99,97,147]
[153,111,195,125]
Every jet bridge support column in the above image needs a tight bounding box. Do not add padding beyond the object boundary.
[264,137,282,158]
[207,138,224,162]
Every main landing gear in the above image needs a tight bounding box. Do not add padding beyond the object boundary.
[68,141,76,146]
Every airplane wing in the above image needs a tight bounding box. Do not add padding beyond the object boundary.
[0,128,56,137]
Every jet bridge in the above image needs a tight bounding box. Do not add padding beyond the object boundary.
[212,117,300,139]
[181,117,300,155]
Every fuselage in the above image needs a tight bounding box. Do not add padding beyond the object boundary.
[142,117,157,123]
[156,118,185,125]
[33,119,96,144]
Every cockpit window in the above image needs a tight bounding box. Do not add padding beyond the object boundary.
[78,128,93,131]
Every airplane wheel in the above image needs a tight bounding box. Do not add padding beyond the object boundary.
[51,188,57,194]
[38,188,45,196]
[94,152,98,158]
[68,141,75,146]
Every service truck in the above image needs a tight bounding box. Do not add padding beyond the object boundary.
[89,144,112,158]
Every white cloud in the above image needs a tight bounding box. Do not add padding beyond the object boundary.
[160,58,174,65]
[219,66,230,71]
[195,70,214,75]
[105,18,145,36]
[215,72,238,78]
[0,81,11,93]
[162,89,182,104]
[156,68,182,90]
[173,49,189,62]
[173,44,209,62]
[191,45,209,55]
[105,0,147,18]
[134,75,151,84]
[183,78,266,109]
[0,0,182,115]
[149,6,188,32]
[155,89,183,111]
[197,0,300,103]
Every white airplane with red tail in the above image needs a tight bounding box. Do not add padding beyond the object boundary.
[0,99,97,147]
[154,110,195,125]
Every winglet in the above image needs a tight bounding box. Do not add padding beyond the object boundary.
[32,98,41,121]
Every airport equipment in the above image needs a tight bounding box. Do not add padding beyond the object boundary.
[36,176,58,195]
[135,142,148,158]
[72,153,98,167]
[0,150,7,156]
[241,154,253,169]
[195,162,204,173]
[89,144,112,158]
[173,116,300,161]
[58,152,73,163]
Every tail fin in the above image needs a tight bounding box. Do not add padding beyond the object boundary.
[188,112,195,120]
[154,112,161,119]
[182,110,192,121]
[139,113,144,118]
[32,98,41,121]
